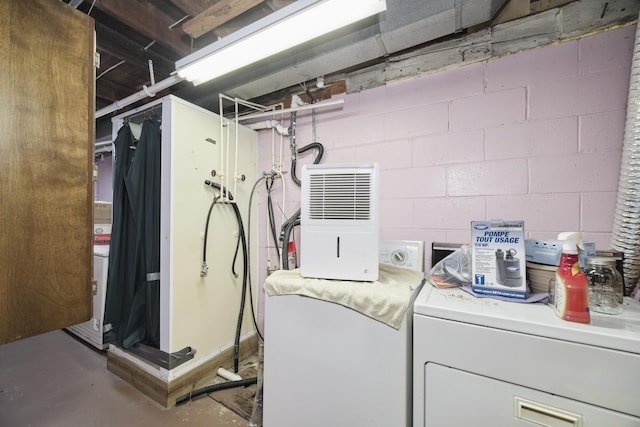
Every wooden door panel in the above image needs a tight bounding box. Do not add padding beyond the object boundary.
[0,0,95,344]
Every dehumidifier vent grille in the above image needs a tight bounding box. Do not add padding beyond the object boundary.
[307,172,372,220]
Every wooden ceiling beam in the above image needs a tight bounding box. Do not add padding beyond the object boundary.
[95,21,175,78]
[95,0,191,55]
[96,76,138,103]
[182,0,263,39]
[165,0,221,17]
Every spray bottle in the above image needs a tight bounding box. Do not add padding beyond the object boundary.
[553,232,590,323]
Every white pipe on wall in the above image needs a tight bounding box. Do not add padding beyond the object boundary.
[247,120,290,135]
[237,98,344,121]
[95,74,184,119]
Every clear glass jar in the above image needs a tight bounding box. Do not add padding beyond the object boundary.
[585,257,624,315]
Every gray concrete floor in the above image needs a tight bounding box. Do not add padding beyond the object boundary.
[0,330,251,427]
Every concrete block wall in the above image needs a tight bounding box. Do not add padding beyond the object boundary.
[255,24,636,284]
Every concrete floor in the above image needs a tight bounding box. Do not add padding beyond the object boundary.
[0,330,252,427]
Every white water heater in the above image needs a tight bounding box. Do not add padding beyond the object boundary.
[300,163,380,281]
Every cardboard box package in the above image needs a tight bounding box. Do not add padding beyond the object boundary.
[471,220,526,299]
[94,201,112,245]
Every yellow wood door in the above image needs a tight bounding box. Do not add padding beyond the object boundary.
[0,0,95,344]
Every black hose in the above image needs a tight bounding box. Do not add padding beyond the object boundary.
[280,209,300,270]
[247,176,267,341]
[297,142,324,159]
[291,158,301,186]
[204,180,248,372]
[290,112,299,185]
[203,180,241,278]
[290,142,325,186]
[265,178,280,264]
[175,377,257,405]
[229,201,248,373]
[231,225,241,279]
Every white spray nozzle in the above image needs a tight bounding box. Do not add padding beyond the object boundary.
[557,232,583,254]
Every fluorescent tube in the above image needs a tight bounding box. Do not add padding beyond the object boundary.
[175,0,386,86]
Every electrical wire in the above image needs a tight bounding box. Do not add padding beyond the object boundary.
[88,0,97,15]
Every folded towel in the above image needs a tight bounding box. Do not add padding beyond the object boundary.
[265,263,426,329]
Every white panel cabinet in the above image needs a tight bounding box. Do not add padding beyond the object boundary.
[425,363,638,426]
[413,284,640,426]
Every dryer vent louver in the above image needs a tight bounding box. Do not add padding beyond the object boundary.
[301,163,380,281]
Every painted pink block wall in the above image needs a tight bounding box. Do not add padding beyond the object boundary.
[254,25,636,321]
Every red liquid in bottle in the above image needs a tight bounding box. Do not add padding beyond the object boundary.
[554,252,590,323]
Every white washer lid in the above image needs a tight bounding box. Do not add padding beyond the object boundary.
[414,283,640,354]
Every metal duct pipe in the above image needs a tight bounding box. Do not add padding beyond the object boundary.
[610,21,640,299]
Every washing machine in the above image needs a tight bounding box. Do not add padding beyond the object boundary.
[263,241,425,427]
[67,245,110,350]
[413,283,640,426]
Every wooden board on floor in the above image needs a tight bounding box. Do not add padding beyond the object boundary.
[107,335,258,408]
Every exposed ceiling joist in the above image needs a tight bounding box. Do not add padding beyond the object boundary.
[95,0,191,55]
[183,0,263,38]
[78,0,638,130]
[166,0,220,17]
[95,21,176,78]
[97,77,141,103]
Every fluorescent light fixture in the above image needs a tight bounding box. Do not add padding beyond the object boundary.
[175,0,387,86]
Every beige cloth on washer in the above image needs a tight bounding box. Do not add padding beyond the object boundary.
[264,263,426,329]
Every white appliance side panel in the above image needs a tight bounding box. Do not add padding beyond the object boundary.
[424,363,639,427]
[93,252,109,337]
[264,293,411,427]
[167,97,258,366]
[160,97,172,352]
[413,285,640,354]
[413,314,640,423]
[67,250,110,350]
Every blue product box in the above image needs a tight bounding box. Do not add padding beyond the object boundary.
[471,220,527,299]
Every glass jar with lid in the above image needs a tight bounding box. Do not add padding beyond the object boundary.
[584,257,624,315]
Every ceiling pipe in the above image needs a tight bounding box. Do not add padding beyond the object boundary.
[95,73,184,119]
[237,98,344,121]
